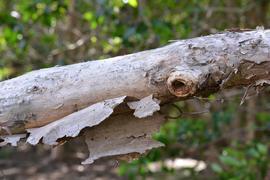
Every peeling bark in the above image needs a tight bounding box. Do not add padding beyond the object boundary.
[127,95,160,118]
[2,30,270,134]
[82,112,165,164]
[1,30,270,133]
[26,96,127,145]
[1,29,270,162]
[0,134,26,146]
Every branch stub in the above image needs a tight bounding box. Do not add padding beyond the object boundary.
[167,69,199,98]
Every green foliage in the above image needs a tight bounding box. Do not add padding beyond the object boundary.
[212,143,269,180]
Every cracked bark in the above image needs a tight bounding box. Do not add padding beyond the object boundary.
[1,30,270,135]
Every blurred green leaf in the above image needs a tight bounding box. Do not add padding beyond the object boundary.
[128,0,138,7]
[211,163,223,174]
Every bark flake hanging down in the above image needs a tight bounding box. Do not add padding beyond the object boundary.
[24,94,160,147]
[16,94,163,163]
[127,95,160,118]
[0,134,26,146]
[27,96,127,145]
[82,112,165,164]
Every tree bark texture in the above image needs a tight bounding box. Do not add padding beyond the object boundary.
[1,29,270,133]
[1,29,270,163]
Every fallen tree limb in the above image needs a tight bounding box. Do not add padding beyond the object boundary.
[1,29,270,163]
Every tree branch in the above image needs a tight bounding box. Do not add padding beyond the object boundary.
[1,29,270,132]
[1,29,270,163]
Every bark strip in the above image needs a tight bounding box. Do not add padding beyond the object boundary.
[1,29,270,134]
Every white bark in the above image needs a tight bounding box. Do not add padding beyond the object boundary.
[1,29,270,134]
[26,96,127,145]
[1,29,270,163]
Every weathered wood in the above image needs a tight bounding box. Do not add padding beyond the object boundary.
[1,29,270,134]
